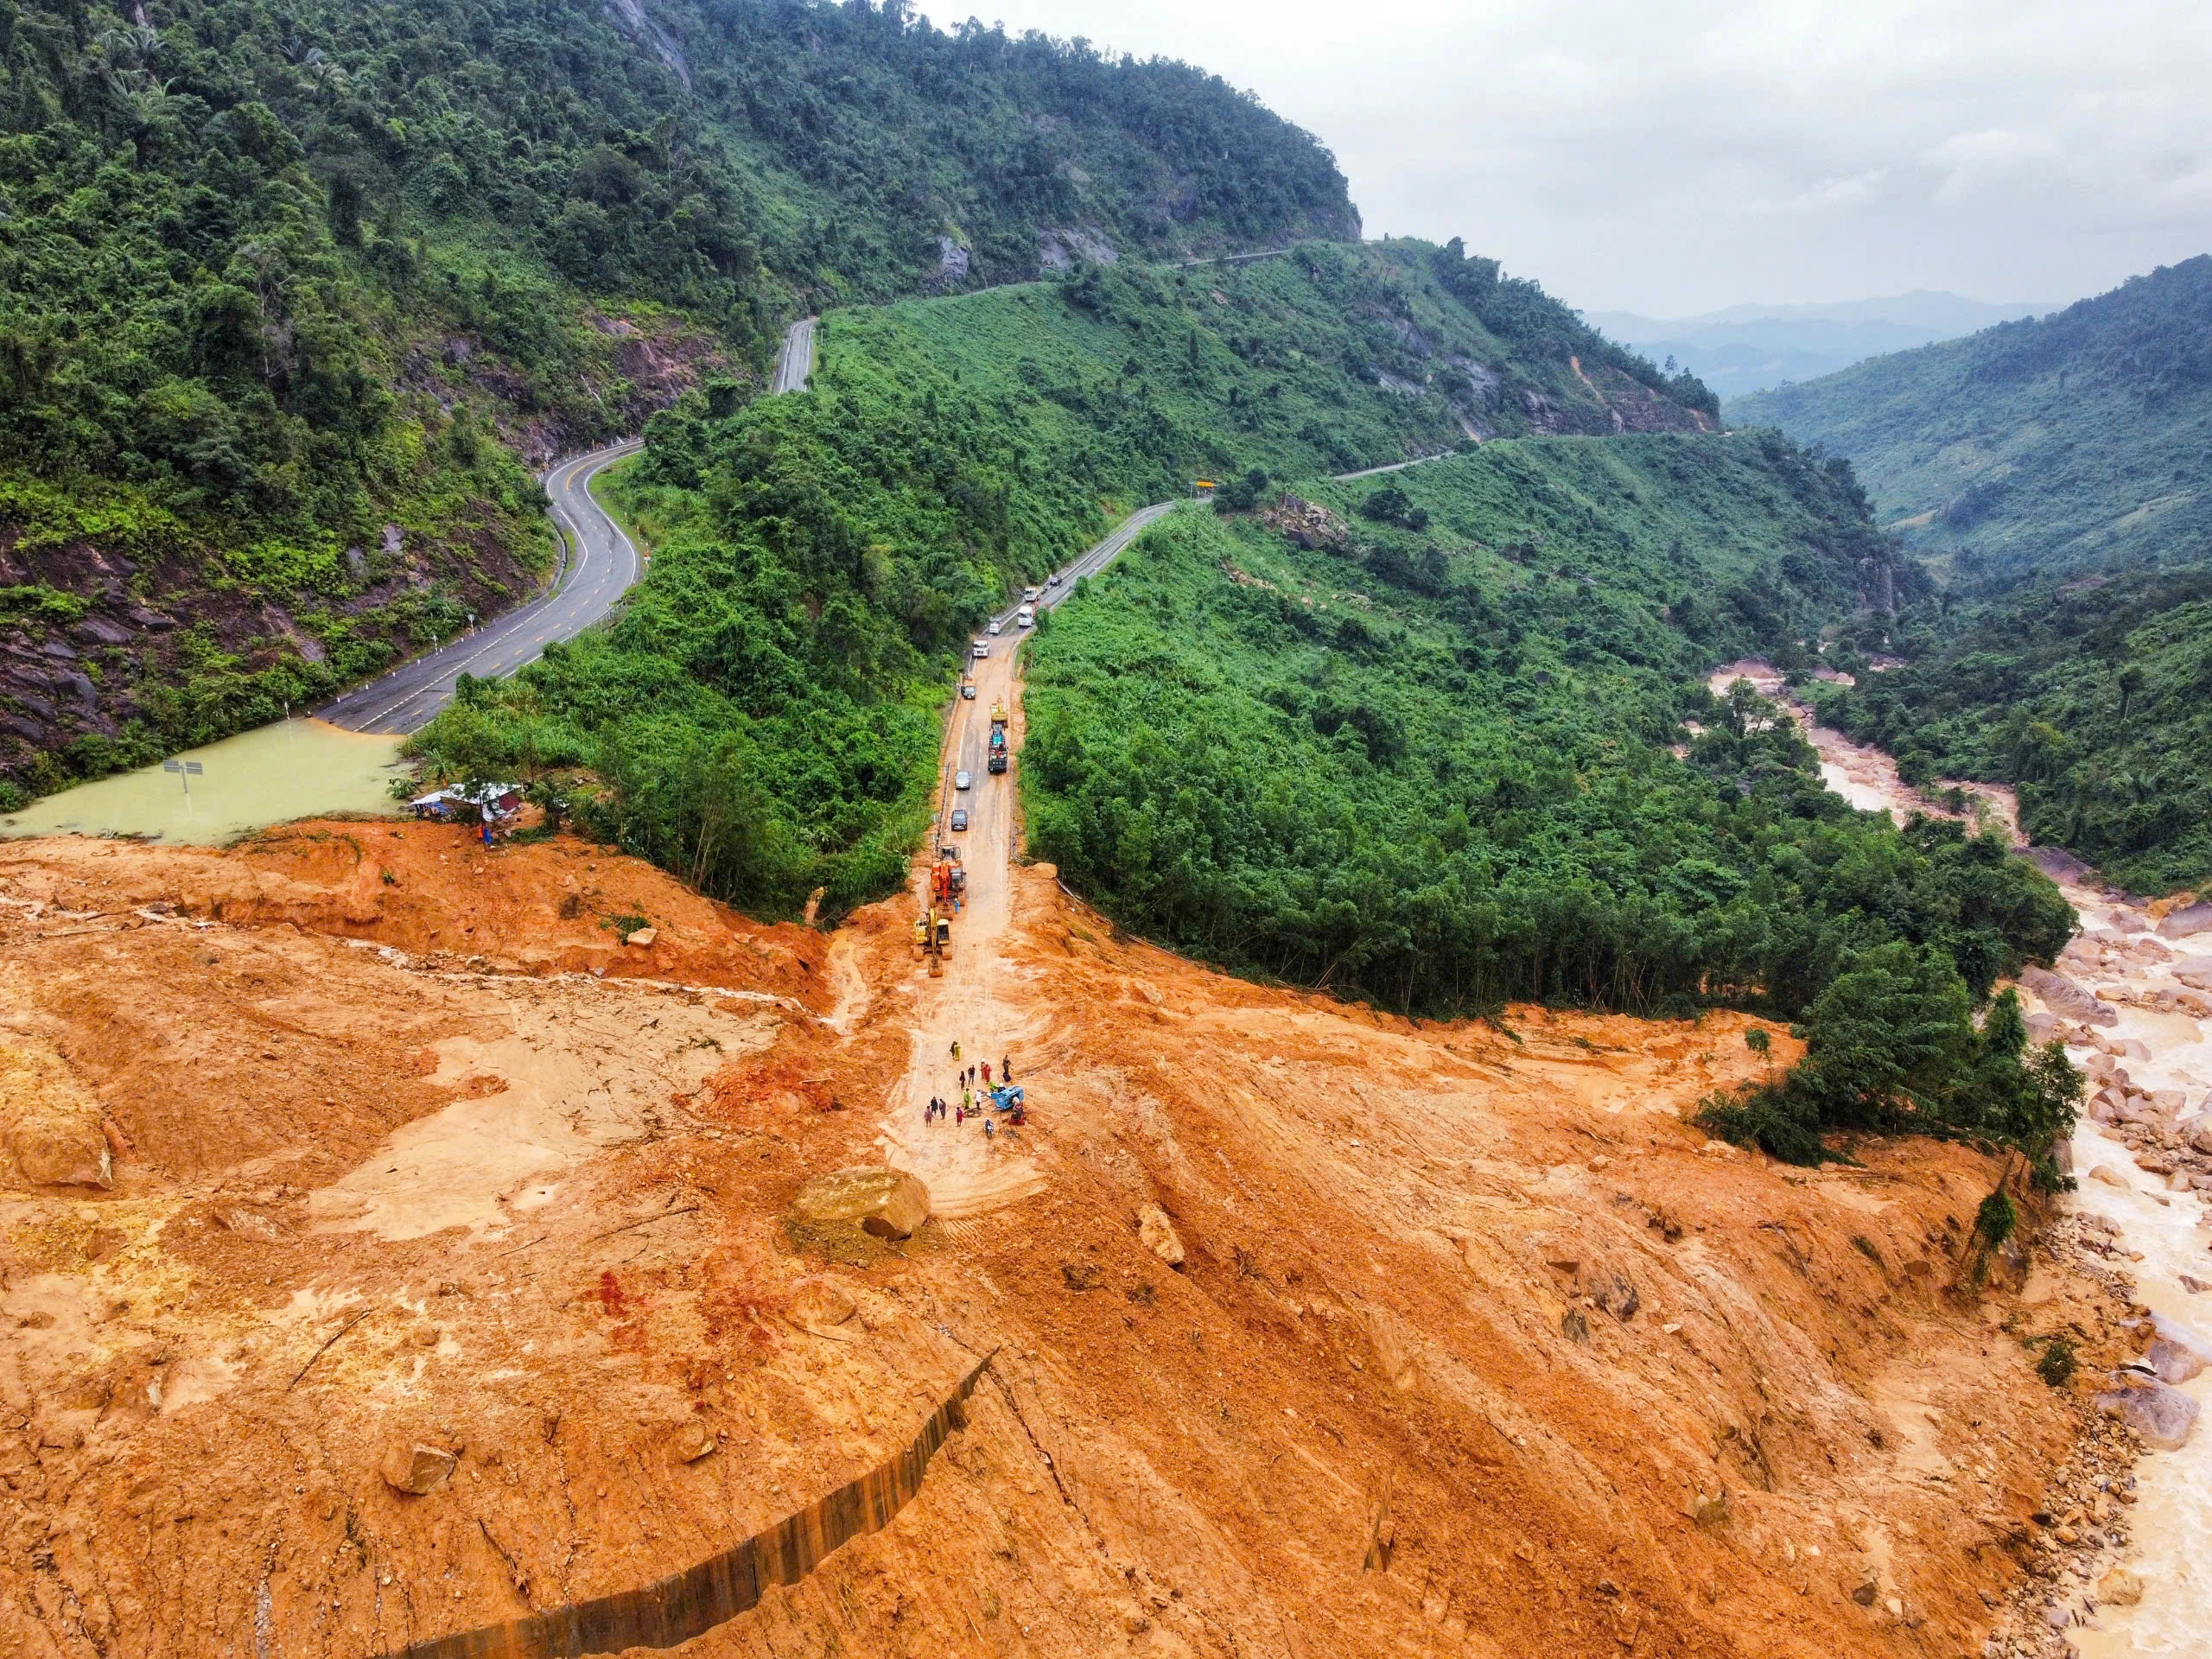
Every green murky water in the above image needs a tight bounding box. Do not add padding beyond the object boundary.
[1,720,408,846]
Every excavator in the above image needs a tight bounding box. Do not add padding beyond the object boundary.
[911,905,953,975]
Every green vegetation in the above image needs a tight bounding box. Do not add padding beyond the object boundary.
[0,0,1361,794]
[1729,257,2212,584]
[410,245,1719,917]
[1017,450,2075,1163]
[1808,567,2212,892]
[1731,256,2212,891]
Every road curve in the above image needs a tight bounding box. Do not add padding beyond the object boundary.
[319,440,645,735]
[321,318,822,737]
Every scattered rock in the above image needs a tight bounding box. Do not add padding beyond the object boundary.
[1135,1204,1185,1269]
[1061,1261,1103,1292]
[2097,1567,2145,1606]
[2095,1378,2200,1450]
[0,1038,113,1190]
[2180,1274,2211,1294]
[669,1417,716,1463]
[1560,1307,1590,1343]
[379,1442,457,1495]
[789,1166,931,1241]
[624,926,658,947]
[2087,1165,2131,1189]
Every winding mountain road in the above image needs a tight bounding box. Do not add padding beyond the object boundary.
[322,317,823,737]
[319,440,644,735]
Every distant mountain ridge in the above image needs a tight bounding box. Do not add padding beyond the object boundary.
[1725,257,2212,583]
[1590,291,2055,398]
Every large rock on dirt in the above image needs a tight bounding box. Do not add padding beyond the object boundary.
[1136,1204,1185,1268]
[785,1278,859,1338]
[2095,1378,2200,1450]
[379,1442,457,1495]
[2019,967,2119,1027]
[0,1038,112,1189]
[2097,1567,2145,1606]
[791,1166,930,1241]
[2157,901,2212,939]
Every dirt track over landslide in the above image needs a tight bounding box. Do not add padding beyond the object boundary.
[0,824,2137,1657]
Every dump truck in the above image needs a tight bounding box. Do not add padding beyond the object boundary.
[988,727,1007,774]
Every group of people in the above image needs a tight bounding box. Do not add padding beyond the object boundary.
[925,1040,1019,1136]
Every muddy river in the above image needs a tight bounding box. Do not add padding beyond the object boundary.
[1713,663,2210,1655]
[0,719,406,846]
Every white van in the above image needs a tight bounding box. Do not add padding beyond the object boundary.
[1016,604,1035,628]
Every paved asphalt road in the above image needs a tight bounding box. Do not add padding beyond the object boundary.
[772,315,817,393]
[319,440,645,735]
[935,499,1181,848]
[319,319,824,737]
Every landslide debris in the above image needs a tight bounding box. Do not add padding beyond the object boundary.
[0,829,2140,1659]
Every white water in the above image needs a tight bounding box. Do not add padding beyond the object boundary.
[1711,663,2212,1652]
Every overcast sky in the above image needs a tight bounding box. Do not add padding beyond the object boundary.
[927,0,2212,317]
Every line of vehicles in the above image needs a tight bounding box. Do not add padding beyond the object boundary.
[921,575,1052,967]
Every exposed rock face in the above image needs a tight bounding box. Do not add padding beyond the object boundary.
[1136,1203,1185,1268]
[1037,226,1117,274]
[791,1166,930,1241]
[1255,494,1350,551]
[0,1037,111,1189]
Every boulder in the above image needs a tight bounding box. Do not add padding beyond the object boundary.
[2189,1122,2212,1157]
[790,1166,931,1241]
[2095,1378,2200,1450]
[1136,1204,1185,1268]
[625,926,658,947]
[2087,1165,2131,1189]
[0,1039,112,1189]
[2021,966,2120,1027]
[785,1278,859,1338]
[2146,1338,2206,1385]
[2157,901,2212,939]
[2097,1567,2145,1607]
[669,1417,716,1463]
[379,1442,457,1495]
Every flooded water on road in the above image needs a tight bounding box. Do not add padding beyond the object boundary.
[0,720,407,846]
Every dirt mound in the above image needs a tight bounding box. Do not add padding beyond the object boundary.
[0,821,828,1007]
[0,833,2136,1659]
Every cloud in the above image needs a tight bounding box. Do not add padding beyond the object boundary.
[939,0,2212,313]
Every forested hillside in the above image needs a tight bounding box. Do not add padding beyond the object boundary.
[1019,450,2076,1165]
[0,0,1357,801]
[1732,256,2212,892]
[1808,568,2212,893]
[409,241,1721,917]
[1728,257,2212,586]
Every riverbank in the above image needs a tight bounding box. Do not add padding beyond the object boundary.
[1711,660,2212,1657]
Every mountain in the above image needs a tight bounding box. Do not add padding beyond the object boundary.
[1726,258,2212,583]
[408,237,1723,918]
[0,0,1357,800]
[1749,257,2212,891]
[1590,291,2053,398]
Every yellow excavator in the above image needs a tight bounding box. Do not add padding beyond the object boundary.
[912,905,953,976]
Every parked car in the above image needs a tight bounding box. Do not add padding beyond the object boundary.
[950,808,969,831]
[961,682,976,699]
[972,642,989,659]
[955,770,972,791]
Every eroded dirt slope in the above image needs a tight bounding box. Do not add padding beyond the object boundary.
[0,827,2132,1659]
